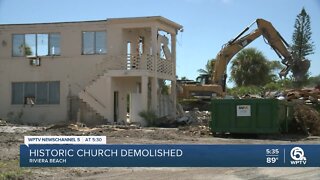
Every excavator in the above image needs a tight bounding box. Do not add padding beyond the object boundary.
[178,18,310,99]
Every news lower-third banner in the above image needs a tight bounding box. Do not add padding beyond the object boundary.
[20,144,320,167]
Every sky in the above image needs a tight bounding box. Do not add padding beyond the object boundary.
[0,0,319,84]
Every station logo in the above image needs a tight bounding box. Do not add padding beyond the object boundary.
[290,147,307,165]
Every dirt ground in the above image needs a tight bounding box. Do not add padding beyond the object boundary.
[1,123,320,180]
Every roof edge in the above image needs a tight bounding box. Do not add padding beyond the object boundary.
[0,19,107,26]
[108,16,183,29]
[0,16,183,30]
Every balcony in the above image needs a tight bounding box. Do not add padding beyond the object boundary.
[98,54,174,79]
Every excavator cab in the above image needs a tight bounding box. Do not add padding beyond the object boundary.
[196,74,211,85]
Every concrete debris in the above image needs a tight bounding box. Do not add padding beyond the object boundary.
[101,124,142,130]
[277,96,286,100]
[179,125,212,136]
[185,109,210,125]
[252,88,320,103]
[46,123,97,132]
[176,108,212,136]
[264,91,284,99]
[241,94,263,99]
[177,116,189,123]
[177,109,210,125]
[0,119,7,126]
[179,100,211,111]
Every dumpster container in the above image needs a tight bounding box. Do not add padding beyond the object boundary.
[210,99,293,134]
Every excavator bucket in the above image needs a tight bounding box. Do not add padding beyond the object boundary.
[293,59,311,81]
[279,59,310,80]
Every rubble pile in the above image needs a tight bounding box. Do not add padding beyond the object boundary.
[285,88,320,103]
[283,89,320,136]
[184,109,211,126]
[177,109,212,136]
[293,103,320,136]
[179,100,211,111]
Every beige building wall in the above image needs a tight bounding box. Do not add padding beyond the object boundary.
[0,16,182,126]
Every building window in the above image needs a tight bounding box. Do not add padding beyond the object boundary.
[48,81,60,104]
[12,34,24,57]
[12,83,24,104]
[25,34,36,56]
[37,34,49,56]
[36,82,48,104]
[11,81,60,105]
[12,33,61,57]
[82,31,106,55]
[49,33,61,56]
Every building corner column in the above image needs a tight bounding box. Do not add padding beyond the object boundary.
[141,76,148,112]
[170,33,177,119]
[151,77,158,115]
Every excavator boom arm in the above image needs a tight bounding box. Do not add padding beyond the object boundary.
[213,28,262,86]
[212,18,294,90]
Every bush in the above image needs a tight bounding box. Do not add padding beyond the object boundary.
[228,79,296,97]
[138,110,158,127]
[228,86,262,97]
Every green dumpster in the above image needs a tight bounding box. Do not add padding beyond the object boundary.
[210,99,293,134]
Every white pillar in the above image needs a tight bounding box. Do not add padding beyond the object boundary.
[105,76,113,122]
[141,76,148,111]
[170,33,177,119]
[151,26,159,73]
[151,26,159,116]
[151,77,158,114]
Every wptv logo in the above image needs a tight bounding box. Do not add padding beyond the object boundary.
[290,147,307,165]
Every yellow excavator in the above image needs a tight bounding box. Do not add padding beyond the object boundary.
[178,18,310,99]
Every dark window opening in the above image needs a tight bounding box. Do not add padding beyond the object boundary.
[11,81,60,105]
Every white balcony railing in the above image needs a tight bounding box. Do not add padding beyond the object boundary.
[157,58,173,76]
[98,54,173,77]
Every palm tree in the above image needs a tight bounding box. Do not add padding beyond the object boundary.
[267,60,285,81]
[197,58,215,77]
[180,76,188,80]
[230,48,271,86]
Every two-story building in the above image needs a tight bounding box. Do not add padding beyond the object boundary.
[0,16,182,126]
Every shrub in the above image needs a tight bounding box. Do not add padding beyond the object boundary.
[138,110,157,127]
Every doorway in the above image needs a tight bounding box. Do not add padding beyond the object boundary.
[113,91,119,122]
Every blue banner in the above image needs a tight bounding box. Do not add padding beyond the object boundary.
[20,144,320,167]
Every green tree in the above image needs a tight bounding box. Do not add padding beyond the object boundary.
[308,75,320,87]
[292,8,314,60]
[291,8,314,84]
[20,45,32,56]
[267,60,285,81]
[159,80,169,95]
[180,76,188,80]
[230,48,271,86]
[268,60,285,71]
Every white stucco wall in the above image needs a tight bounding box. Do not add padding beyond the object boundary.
[0,17,182,125]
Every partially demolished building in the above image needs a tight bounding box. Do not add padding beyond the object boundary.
[0,16,183,126]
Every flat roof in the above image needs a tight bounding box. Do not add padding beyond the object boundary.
[108,16,183,29]
[0,16,183,30]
